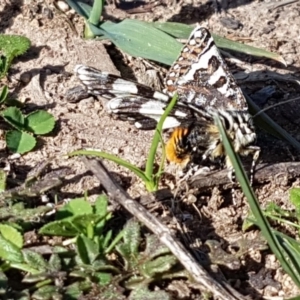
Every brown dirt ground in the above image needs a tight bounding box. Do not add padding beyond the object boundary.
[2,0,300,299]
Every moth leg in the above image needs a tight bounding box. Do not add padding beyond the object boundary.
[225,145,260,186]
[177,162,211,184]
[248,146,261,185]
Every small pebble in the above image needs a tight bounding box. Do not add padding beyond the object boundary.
[187,193,197,203]
[20,72,32,84]
[30,19,40,28]
[56,1,70,12]
[9,153,21,160]
[45,68,52,75]
[42,7,54,19]
[112,148,120,155]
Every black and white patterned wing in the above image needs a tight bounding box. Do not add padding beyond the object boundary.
[165,26,248,111]
[75,65,167,100]
[75,65,197,130]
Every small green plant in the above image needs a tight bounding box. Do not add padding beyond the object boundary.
[0,193,183,298]
[0,195,119,298]
[68,94,178,192]
[0,34,31,79]
[115,219,183,299]
[1,105,55,154]
[0,35,55,154]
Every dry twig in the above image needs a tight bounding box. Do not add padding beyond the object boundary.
[189,161,300,189]
[82,157,247,300]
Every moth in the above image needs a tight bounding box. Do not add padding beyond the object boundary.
[74,25,260,182]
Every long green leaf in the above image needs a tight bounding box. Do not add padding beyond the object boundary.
[0,85,8,104]
[97,19,183,65]
[215,115,300,287]
[145,94,178,189]
[68,149,149,183]
[88,0,103,26]
[65,0,91,18]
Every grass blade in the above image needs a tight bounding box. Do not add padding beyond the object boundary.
[145,94,178,186]
[215,115,300,287]
[68,149,149,183]
[65,0,91,19]
[88,0,103,26]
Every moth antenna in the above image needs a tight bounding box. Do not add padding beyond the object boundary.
[252,96,300,119]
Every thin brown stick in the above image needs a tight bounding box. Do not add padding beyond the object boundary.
[265,0,299,10]
[82,157,248,300]
[189,161,300,189]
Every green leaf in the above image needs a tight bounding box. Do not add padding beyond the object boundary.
[5,130,36,153]
[0,85,8,104]
[72,213,104,229]
[39,220,79,236]
[98,19,182,65]
[0,224,23,249]
[2,107,25,131]
[68,149,149,183]
[290,188,300,214]
[76,234,99,264]
[22,249,47,271]
[152,22,192,38]
[142,255,178,278]
[31,285,59,300]
[213,34,285,64]
[0,234,23,263]
[94,194,108,217]
[9,262,39,274]
[65,0,91,19]
[144,93,178,191]
[0,34,31,78]
[0,169,6,192]
[0,35,30,57]
[116,220,141,270]
[102,230,113,250]
[123,220,141,256]
[65,281,91,298]
[129,286,171,300]
[54,198,89,221]
[88,0,103,26]
[25,110,55,135]
[265,202,291,218]
[90,20,282,66]
[57,198,93,219]
[95,272,111,285]
[144,235,170,260]
[48,254,61,272]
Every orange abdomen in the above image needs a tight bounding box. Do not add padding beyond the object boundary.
[165,127,191,166]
